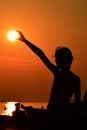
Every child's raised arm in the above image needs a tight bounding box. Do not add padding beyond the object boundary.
[17,31,56,73]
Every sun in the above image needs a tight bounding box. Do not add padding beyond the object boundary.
[7,30,20,42]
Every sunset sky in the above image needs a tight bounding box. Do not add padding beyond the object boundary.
[0,0,87,102]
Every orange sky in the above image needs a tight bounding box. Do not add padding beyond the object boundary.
[0,0,87,102]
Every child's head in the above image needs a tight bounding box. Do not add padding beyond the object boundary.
[55,46,73,70]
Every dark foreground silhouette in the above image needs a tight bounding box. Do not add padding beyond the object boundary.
[0,102,46,130]
[0,100,87,130]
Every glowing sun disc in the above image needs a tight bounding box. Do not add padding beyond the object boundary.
[7,30,19,41]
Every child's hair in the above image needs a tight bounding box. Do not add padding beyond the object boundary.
[55,46,73,69]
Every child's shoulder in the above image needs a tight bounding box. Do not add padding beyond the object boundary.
[70,70,80,81]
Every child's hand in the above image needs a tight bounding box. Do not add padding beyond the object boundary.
[16,31,26,42]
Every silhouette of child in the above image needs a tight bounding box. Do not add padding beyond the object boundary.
[17,31,81,129]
